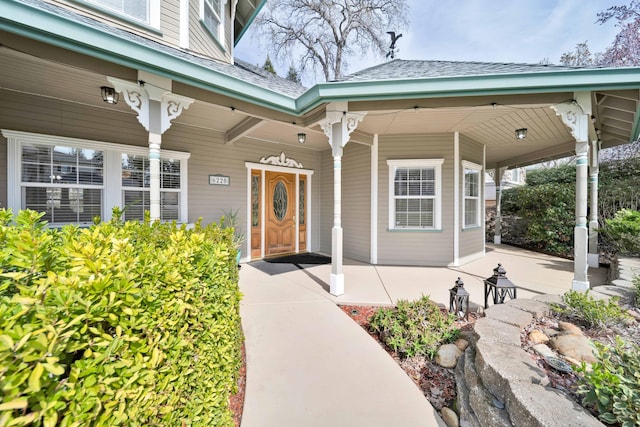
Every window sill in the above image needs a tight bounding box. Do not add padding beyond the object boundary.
[462,226,482,231]
[387,228,443,233]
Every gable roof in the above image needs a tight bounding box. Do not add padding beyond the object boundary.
[337,59,584,82]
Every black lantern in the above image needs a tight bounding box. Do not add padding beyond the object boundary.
[449,277,470,320]
[483,263,517,309]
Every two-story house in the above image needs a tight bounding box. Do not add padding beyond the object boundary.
[2,0,640,294]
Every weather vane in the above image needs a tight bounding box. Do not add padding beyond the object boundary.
[386,31,402,59]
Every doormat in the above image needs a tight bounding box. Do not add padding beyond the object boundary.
[265,253,331,265]
[248,253,331,276]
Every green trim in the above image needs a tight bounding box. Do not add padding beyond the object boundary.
[462,226,482,232]
[386,228,444,233]
[632,100,640,143]
[296,69,640,114]
[234,0,267,45]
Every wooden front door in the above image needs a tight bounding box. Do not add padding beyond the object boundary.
[265,171,296,256]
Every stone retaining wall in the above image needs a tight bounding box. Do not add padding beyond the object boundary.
[455,256,639,427]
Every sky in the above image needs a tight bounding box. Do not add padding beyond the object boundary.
[234,0,628,84]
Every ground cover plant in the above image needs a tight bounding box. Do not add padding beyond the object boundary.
[546,290,640,427]
[369,295,459,359]
[0,209,242,426]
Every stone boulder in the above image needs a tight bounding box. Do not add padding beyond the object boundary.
[549,334,597,363]
[436,343,462,368]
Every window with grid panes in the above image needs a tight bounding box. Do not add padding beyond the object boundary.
[387,159,443,230]
[462,161,482,228]
[203,0,224,40]
[5,130,189,226]
[121,154,182,222]
[85,0,149,23]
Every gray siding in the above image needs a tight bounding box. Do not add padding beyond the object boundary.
[377,134,455,266]
[342,142,371,263]
[161,0,181,46]
[189,0,231,62]
[0,91,323,257]
[459,134,485,261]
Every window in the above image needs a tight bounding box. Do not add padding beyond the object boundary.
[121,154,182,222]
[80,0,160,28]
[20,144,103,224]
[387,159,443,230]
[202,0,225,41]
[462,161,482,228]
[4,130,189,226]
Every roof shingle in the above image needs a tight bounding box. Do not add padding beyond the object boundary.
[335,59,589,82]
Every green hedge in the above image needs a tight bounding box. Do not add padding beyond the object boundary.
[499,157,640,258]
[0,209,243,426]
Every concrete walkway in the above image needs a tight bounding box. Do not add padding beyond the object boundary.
[238,244,607,427]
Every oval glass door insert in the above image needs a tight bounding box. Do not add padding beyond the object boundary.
[273,181,288,221]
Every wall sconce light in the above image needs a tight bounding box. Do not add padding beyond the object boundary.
[297,132,306,144]
[515,128,527,140]
[100,86,119,104]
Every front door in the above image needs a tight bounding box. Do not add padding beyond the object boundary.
[265,171,296,256]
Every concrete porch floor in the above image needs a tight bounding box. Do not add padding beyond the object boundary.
[238,244,608,427]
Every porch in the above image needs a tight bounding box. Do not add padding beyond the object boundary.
[242,243,609,309]
[238,243,608,426]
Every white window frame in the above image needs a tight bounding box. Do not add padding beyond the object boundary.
[387,159,444,231]
[201,0,226,43]
[79,0,161,29]
[462,160,482,229]
[3,130,190,226]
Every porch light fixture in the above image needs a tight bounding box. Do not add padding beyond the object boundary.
[449,277,470,320]
[297,132,306,144]
[515,128,527,140]
[100,86,119,104]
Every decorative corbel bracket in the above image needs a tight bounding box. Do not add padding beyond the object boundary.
[107,77,193,134]
[319,111,367,150]
[551,101,589,143]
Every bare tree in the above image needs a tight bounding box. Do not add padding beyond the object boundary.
[253,0,409,82]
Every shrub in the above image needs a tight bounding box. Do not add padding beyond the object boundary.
[551,290,630,330]
[0,209,242,426]
[600,209,640,256]
[577,338,640,426]
[501,183,575,256]
[525,164,575,186]
[634,275,640,307]
[369,295,459,359]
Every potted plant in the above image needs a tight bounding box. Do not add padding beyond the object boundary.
[222,209,246,265]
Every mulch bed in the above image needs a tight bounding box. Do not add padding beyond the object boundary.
[229,342,246,427]
[339,304,478,411]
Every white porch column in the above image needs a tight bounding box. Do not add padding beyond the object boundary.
[108,75,193,221]
[320,102,366,296]
[552,93,592,291]
[493,167,508,245]
[588,139,600,268]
